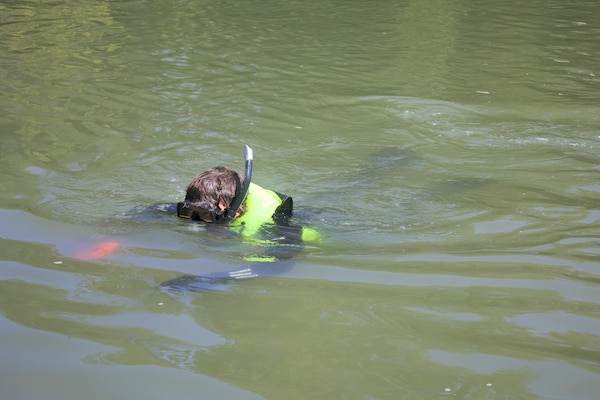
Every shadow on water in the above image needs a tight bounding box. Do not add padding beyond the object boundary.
[299,146,423,222]
[301,145,495,236]
[356,146,424,181]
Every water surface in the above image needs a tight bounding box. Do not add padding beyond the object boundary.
[1,1,599,399]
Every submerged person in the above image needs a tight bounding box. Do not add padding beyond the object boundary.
[163,145,321,290]
[177,165,320,251]
[177,165,297,241]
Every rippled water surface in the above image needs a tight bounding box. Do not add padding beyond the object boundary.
[1,1,599,399]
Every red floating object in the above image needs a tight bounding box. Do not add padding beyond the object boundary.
[75,241,120,259]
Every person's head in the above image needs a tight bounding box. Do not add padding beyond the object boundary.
[179,166,246,222]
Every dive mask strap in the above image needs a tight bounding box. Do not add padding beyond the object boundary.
[177,202,219,223]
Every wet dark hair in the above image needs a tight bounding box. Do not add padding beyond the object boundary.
[183,166,246,218]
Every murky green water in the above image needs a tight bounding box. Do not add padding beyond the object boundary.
[1,0,599,399]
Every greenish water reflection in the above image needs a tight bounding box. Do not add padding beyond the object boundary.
[1,0,599,399]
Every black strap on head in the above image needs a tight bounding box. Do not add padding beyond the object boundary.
[177,202,220,223]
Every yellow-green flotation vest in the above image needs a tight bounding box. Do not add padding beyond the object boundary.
[232,182,321,243]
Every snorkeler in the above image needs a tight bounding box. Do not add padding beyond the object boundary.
[161,145,320,290]
[176,145,319,245]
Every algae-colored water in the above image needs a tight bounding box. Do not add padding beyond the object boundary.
[1,1,599,399]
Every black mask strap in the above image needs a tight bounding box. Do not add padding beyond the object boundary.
[177,202,219,223]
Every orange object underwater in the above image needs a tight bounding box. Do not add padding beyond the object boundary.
[75,241,120,259]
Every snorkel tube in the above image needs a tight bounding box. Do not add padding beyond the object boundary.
[224,145,253,222]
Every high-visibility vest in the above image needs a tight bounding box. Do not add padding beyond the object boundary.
[233,182,320,243]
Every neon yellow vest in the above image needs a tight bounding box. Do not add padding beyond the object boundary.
[233,183,284,236]
[232,182,321,242]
